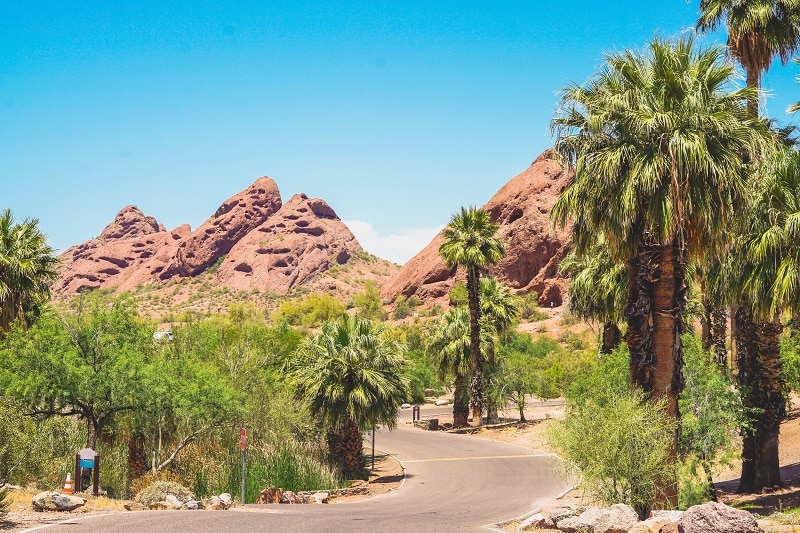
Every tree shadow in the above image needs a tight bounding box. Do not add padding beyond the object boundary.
[716,463,800,515]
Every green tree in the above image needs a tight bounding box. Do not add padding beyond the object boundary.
[426,307,472,427]
[0,209,59,336]
[679,335,745,503]
[727,148,800,492]
[0,295,151,449]
[479,278,520,423]
[286,315,408,477]
[697,0,800,117]
[352,281,387,321]
[551,35,773,507]
[559,240,627,354]
[439,206,505,426]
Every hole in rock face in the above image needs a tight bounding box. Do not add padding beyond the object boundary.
[234,263,253,273]
[507,208,523,223]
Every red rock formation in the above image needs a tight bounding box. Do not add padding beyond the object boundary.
[380,149,572,306]
[54,177,375,299]
[99,205,165,241]
[217,193,362,293]
[56,206,175,294]
[157,177,282,279]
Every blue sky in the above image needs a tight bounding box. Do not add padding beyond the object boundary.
[3,1,800,264]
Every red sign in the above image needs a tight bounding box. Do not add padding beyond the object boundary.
[240,428,247,451]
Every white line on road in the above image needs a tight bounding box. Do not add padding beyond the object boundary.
[402,453,550,463]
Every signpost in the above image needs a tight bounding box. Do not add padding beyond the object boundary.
[240,428,247,504]
[74,448,100,495]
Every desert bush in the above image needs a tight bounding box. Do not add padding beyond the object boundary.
[134,480,194,506]
[549,387,676,518]
[129,470,189,501]
[273,294,345,327]
[678,334,745,508]
[449,282,468,307]
[0,487,8,519]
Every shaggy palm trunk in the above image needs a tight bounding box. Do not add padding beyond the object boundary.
[710,306,728,371]
[467,265,484,426]
[601,322,622,355]
[485,344,500,424]
[327,419,363,477]
[736,306,784,493]
[452,372,470,428]
[127,432,148,486]
[746,68,759,120]
[624,237,684,509]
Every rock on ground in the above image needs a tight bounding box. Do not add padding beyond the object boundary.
[678,501,764,533]
[31,492,87,512]
[556,503,639,533]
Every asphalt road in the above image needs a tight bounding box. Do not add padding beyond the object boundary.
[31,427,569,533]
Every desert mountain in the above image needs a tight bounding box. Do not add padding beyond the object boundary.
[381,149,572,307]
[55,177,394,305]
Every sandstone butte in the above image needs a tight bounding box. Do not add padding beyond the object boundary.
[54,177,366,296]
[380,149,572,307]
[55,149,572,306]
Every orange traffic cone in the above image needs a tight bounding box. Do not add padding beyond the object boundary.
[63,473,73,494]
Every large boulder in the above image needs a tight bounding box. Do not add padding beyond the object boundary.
[381,149,572,307]
[556,503,639,533]
[32,492,87,512]
[678,502,764,533]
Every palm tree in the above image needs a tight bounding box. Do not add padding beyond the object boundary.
[697,0,800,117]
[287,315,409,476]
[551,35,773,507]
[439,206,505,426]
[0,209,59,336]
[426,307,473,427]
[727,148,800,492]
[559,240,627,354]
[479,278,520,423]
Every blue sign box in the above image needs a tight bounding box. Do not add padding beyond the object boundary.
[79,459,94,469]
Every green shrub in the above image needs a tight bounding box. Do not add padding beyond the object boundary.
[449,282,468,307]
[0,487,8,519]
[134,480,194,505]
[548,387,676,518]
[678,334,744,508]
[211,443,341,503]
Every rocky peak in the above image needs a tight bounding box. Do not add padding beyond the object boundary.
[380,149,572,306]
[157,177,283,279]
[99,205,165,241]
[217,193,362,292]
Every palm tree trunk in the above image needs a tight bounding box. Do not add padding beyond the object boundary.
[485,344,500,424]
[736,310,785,492]
[746,68,760,118]
[624,237,684,508]
[736,306,784,493]
[736,305,757,492]
[710,305,728,371]
[127,432,147,487]
[601,322,622,355]
[327,419,363,477]
[453,372,470,428]
[467,265,484,426]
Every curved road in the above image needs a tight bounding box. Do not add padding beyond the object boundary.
[32,428,569,532]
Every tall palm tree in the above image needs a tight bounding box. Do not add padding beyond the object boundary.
[551,35,773,507]
[439,206,505,426]
[287,315,409,476]
[697,0,800,117]
[728,148,800,492]
[0,209,59,336]
[559,240,627,354]
[479,278,520,423]
[426,307,472,428]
